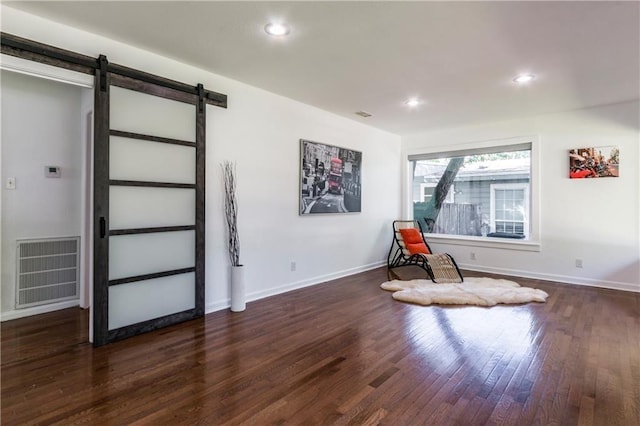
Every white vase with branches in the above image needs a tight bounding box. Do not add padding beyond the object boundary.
[222,161,245,312]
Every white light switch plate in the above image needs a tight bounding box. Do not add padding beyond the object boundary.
[6,177,16,190]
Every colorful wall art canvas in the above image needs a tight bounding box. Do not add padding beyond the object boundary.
[569,146,619,179]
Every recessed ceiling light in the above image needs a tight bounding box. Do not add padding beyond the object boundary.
[405,98,421,107]
[264,22,290,37]
[513,73,535,84]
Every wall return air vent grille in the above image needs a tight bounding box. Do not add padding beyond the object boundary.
[15,237,80,309]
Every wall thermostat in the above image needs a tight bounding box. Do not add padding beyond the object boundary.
[45,166,61,178]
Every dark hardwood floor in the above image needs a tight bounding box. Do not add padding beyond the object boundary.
[2,268,639,425]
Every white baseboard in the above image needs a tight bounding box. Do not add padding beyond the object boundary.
[457,263,640,293]
[1,299,81,322]
[206,299,231,313]
[205,260,386,314]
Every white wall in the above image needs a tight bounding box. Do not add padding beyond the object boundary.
[1,6,402,314]
[403,100,640,291]
[79,85,94,309]
[1,70,85,314]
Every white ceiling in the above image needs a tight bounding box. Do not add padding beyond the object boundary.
[5,1,640,135]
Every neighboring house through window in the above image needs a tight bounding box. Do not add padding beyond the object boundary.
[409,139,534,241]
[490,183,530,238]
[419,183,455,203]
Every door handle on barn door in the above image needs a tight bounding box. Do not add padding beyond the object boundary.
[100,217,106,238]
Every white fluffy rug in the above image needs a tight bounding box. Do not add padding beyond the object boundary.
[380,277,548,307]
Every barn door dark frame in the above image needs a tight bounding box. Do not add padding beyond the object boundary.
[1,33,228,346]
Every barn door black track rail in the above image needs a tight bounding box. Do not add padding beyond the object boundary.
[1,32,227,108]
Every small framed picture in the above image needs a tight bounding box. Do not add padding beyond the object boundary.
[569,146,619,179]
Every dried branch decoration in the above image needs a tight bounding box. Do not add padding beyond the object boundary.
[222,161,240,267]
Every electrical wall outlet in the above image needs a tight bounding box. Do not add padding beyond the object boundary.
[470,252,476,261]
[575,259,583,268]
[6,177,16,190]
[290,261,296,272]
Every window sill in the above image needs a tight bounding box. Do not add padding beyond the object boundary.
[423,234,541,252]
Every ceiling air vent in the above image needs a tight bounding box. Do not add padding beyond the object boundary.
[355,111,372,118]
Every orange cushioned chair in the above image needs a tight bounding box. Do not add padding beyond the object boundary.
[387,220,463,283]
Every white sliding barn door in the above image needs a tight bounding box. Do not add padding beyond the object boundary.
[93,68,206,346]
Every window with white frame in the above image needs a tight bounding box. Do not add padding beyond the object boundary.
[490,183,529,238]
[409,142,532,240]
[419,183,455,203]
